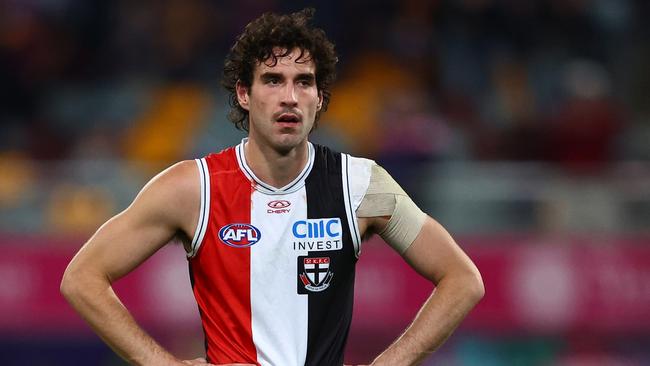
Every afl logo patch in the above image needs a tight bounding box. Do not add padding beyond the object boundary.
[218,224,261,248]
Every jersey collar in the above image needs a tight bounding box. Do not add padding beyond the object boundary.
[235,138,315,195]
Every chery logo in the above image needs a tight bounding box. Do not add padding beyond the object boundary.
[267,200,291,214]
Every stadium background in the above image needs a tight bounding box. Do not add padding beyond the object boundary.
[1,0,649,365]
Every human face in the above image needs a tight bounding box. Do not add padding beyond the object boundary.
[236,48,323,154]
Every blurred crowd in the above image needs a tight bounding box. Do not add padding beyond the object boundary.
[1,0,649,235]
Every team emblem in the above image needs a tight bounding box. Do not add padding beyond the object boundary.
[298,256,334,293]
[218,223,261,248]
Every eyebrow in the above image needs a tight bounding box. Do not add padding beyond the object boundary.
[295,73,315,82]
[259,72,315,82]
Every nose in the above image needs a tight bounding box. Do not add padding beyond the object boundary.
[280,83,298,107]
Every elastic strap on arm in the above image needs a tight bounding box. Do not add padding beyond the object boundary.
[357,164,426,254]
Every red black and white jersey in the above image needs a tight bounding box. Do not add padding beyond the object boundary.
[187,139,373,366]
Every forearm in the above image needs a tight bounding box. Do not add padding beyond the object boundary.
[61,271,181,366]
[371,273,484,365]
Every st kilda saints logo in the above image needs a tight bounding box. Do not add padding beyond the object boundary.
[297,256,333,293]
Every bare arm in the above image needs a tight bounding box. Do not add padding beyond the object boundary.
[363,216,484,365]
[60,161,208,366]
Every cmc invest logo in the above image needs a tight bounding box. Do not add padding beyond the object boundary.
[218,223,261,248]
[267,200,291,214]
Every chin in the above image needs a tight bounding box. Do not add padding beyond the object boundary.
[272,135,306,154]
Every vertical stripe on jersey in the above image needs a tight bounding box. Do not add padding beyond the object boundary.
[341,154,361,257]
[303,146,357,366]
[189,149,258,365]
[189,158,210,258]
[249,188,309,366]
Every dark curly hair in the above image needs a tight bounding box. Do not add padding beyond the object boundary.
[222,8,338,131]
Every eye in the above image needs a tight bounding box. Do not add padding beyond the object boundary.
[297,79,314,87]
[267,77,280,85]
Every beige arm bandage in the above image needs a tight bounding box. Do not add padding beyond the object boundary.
[357,164,427,255]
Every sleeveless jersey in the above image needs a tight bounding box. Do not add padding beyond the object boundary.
[187,140,373,366]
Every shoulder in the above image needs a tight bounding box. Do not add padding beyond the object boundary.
[133,160,200,215]
[346,154,375,173]
[313,143,376,173]
[147,160,199,193]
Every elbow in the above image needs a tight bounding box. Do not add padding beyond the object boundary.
[436,267,485,305]
[446,266,484,306]
[60,263,95,305]
[60,258,111,307]
[474,277,485,303]
[60,266,80,303]
[467,269,485,305]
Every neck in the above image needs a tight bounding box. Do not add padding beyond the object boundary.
[243,138,309,189]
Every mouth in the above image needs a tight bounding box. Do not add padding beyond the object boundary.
[275,112,302,124]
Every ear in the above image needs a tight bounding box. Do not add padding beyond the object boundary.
[317,90,323,111]
[236,80,250,111]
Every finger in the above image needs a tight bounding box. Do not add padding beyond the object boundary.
[183,358,208,365]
